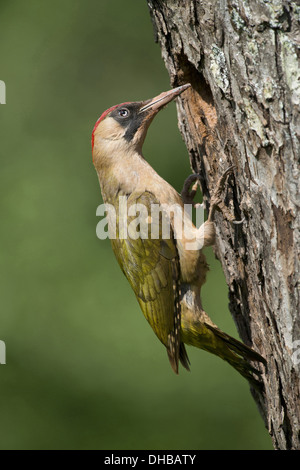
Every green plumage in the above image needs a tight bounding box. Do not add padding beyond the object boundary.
[110,191,189,372]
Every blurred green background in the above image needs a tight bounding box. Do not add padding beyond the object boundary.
[0,0,272,450]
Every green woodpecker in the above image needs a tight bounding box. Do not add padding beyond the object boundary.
[92,84,266,387]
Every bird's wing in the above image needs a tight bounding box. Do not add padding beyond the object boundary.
[110,190,188,373]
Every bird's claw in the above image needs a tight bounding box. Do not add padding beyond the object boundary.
[181,173,201,206]
[232,217,245,225]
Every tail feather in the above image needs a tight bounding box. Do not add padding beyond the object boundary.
[179,343,191,371]
[181,314,266,389]
[204,322,267,366]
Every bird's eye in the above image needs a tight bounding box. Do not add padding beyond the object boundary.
[118,108,130,118]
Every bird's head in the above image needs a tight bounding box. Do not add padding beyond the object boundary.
[92,84,191,169]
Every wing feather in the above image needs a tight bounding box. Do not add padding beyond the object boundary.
[110,190,189,372]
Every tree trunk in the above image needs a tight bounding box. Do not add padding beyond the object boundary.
[147,0,300,450]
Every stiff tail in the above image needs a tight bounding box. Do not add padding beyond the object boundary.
[181,314,266,389]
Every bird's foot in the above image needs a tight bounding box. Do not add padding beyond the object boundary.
[207,166,244,224]
[181,174,203,209]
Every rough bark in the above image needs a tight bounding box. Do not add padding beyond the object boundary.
[147,0,300,450]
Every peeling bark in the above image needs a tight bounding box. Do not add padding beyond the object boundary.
[147,0,300,450]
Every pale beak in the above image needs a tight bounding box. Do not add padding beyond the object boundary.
[139,83,191,113]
